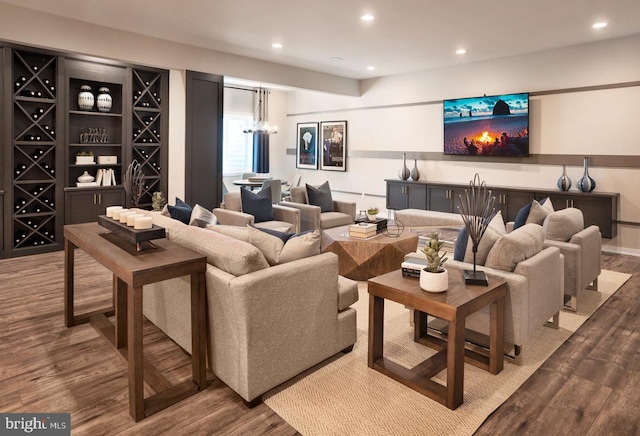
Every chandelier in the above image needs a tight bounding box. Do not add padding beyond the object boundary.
[243,87,278,135]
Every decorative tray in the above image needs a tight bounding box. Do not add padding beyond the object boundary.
[97,215,166,246]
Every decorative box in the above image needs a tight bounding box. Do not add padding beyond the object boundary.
[354,217,388,233]
[97,155,117,164]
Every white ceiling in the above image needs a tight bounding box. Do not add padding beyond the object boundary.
[3,0,640,80]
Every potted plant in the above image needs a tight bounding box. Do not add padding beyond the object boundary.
[367,207,379,221]
[75,151,94,165]
[419,233,449,293]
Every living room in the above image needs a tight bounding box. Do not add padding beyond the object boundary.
[1,1,639,435]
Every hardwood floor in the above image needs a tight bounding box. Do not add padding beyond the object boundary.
[0,250,637,435]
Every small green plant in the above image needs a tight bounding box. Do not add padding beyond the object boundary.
[422,233,448,273]
[367,207,379,216]
[76,151,94,156]
[152,191,167,211]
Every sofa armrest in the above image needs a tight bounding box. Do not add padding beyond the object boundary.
[505,221,515,233]
[544,239,580,298]
[333,200,356,219]
[273,204,301,233]
[213,208,255,227]
[513,246,563,333]
[281,201,321,232]
[338,275,359,310]
[570,225,601,288]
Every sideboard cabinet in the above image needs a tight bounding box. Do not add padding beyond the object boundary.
[386,180,619,238]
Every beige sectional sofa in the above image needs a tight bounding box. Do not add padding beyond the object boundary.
[134,210,358,405]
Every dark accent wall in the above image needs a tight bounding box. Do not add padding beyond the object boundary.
[185,71,223,210]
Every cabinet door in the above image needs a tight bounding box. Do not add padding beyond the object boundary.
[65,191,99,224]
[494,189,535,222]
[406,183,427,209]
[96,189,125,216]
[386,182,407,209]
[427,186,451,212]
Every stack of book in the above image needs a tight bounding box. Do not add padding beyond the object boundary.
[401,256,427,278]
[349,223,377,239]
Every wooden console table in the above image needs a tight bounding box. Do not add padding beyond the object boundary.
[63,222,208,421]
[368,269,506,409]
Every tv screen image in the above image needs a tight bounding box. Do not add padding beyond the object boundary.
[443,92,529,156]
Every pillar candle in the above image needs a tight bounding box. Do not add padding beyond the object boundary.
[126,213,144,227]
[119,211,135,223]
[106,205,122,218]
[112,208,129,220]
[133,216,153,230]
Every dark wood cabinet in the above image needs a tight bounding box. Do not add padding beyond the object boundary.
[64,187,125,225]
[1,43,169,257]
[386,180,427,210]
[387,180,619,239]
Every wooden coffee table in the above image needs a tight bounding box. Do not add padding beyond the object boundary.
[367,269,506,409]
[321,226,418,280]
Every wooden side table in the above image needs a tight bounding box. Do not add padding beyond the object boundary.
[367,269,506,410]
[64,222,208,421]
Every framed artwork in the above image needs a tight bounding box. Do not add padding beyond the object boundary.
[320,120,347,171]
[296,122,319,169]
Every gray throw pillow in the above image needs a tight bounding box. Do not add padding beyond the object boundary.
[240,186,275,223]
[189,204,218,227]
[306,181,334,213]
[247,225,321,265]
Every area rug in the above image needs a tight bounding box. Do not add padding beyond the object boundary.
[264,269,631,436]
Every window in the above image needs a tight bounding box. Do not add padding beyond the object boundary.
[222,113,253,175]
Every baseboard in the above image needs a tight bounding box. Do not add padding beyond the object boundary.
[602,246,640,257]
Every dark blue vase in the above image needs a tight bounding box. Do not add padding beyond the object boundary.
[577,156,596,192]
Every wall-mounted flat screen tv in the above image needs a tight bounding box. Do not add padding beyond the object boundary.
[443,92,529,156]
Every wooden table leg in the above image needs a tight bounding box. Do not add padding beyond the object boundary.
[191,272,207,389]
[446,318,465,409]
[128,285,144,422]
[368,295,384,368]
[489,296,505,374]
[414,310,428,342]
[115,277,127,349]
[64,239,76,327]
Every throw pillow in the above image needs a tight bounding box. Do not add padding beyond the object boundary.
[189,204,218,227]
[543,208,584,241]
[453,211,505,264]
[485,223,545,272]
[306,181,334,213]
[514,198,553,229]
[240,186,275,223]
[247,225,321,265]
[167,197,193,224]
[206,224,250,241]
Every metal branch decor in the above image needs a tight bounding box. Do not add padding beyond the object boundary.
[123,159,145,207]
[457,173,496,286]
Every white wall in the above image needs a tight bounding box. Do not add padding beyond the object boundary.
[282,34,640,255]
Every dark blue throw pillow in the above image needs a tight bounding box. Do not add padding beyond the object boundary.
[255,227,312,243]
[168,197,192,224]
[453,227,469,261]
[241,186,275,223]
[306,181,334,213]
[513,202,533,230]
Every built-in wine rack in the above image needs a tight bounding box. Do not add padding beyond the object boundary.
[11,49,59,251]
[132,68,166,208]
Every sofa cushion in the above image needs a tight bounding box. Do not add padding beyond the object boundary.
[254,220,295,233]
[206,224,250,241]
[306,181,334,213]
[167,197,193,224]
[189,204,218,227]
[320,212,354,229]
[241,186,275,223]
[247,226,321,265]
[544,207,584,242]
[514,198,553,229]
[485,223,545,272]
[453,211,505,265]
[169,224,269,276]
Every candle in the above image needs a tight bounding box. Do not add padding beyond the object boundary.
[112,208,129,220]
[119,211,135,223]
[106,205,122,218]
[126,213,143,227]
[134,216,153,230]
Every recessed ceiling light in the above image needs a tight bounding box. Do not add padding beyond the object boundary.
[592,22,607,29]
[367,66,375,71]
[361,14,374,21]
[330,56,343,62]
[272,43,283,49]
[456,49,467,55]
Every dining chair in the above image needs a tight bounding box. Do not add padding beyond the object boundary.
[282,174,302,200]
[260,179,282,204]
[241,172,257,180]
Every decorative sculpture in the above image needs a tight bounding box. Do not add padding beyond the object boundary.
[457,173,496,286]
[123,159,145,207]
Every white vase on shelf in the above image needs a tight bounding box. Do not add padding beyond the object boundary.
[78,85,94,111]
[77,171,94,183]
[96,87,112,112]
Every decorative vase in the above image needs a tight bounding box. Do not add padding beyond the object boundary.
[556,165,572,191]
[577,156,596,192]
[77,171,94,183]
[367,213,378,221]
[410,159,420,181]
[96,87,112,112]
[419,268,448,293]
[398,153,410,180]
[78,85,94,111]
